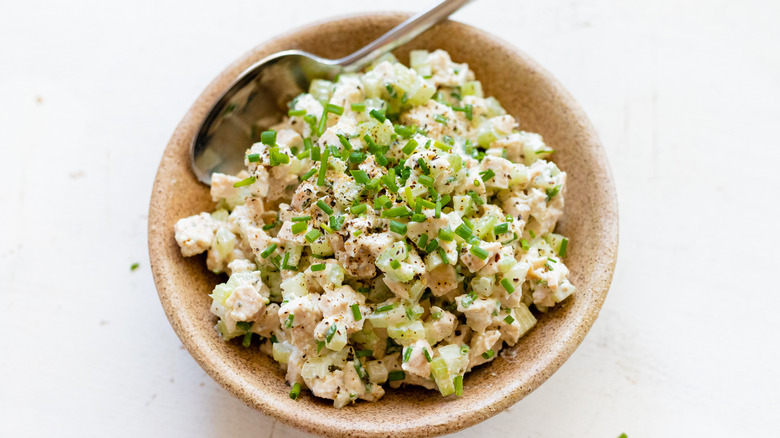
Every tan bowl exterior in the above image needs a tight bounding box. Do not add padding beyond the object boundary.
[149,13,618,438]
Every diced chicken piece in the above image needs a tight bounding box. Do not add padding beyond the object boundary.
[425,307,458,345]
[318,285,367,334]
[174,212,217,256]
[250,303,281,338]
[275,128,303,149]
[459,241,502,273]
[479,155,516,190]
[424,265,458,297]
[427,49,474,87]
[490,115,518,137]
[478,245,515,276]
[443,323,472,346]
[334,232,394,279]
[279,295,322,335]
[401,100,469,139]
[226,284,268,321]
[456,296,500,333]
[401,340,433,378]
[330,75,365,108]
[467,329,501,370]
[226,258,256,275]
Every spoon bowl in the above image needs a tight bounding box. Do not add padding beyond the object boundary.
[192,0,472,184]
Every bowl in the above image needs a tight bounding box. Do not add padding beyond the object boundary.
[148,12,618,438]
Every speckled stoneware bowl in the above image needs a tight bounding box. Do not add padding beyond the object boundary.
[149,13,618,438]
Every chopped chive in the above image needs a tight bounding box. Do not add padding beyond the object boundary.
[474,178,480,186]
[433,140,451,151]
[260,243,277,258]
[376,304,395,313]
[462,217,473,229]
[246,153,261,162]
[233,176,256,188]
[481,349,495,360]
[288,109,306,117]
[315,200,333,215]
[296,149,310,160]
[285,314,294,329]
[528,230,536,238]
[417,234,429,248]
[375,195,392,210]
[454,375,463,396]
[425,238,439,253]
[438,247,450,264]
[504,315,515,324]
[390,260,401,270]
[411,213,426,222]
[350,203,367,215]
[394,124,415,138]
[242,332,252,347]
[311,263,326,272]
[290,222,307,234]
[480,169,496,182]
[291,215,311,222]
[317,149,330,186]
[349,151,366,163]
[365,178,381,192]
[388,370,405,382]
[417,198,435,209]
[382,206,410,218]
[356,349,373,358]
[455,223,473,240]
[305,229,321,243]
[337,134,352,150]
[547,257,557,263]
[382,175,399,193]
[389,220,407,236]
[461,291,477,308]
[438,228,454,242]
[546,185,560,201]
[500,278,516,294]
[423,348,432,362]
[559,237,569,257]
[374,153,388,166]
[350,169,370,184]
[369,109,386,123]
[270,149,290,166]
[289,382,302,400]
[316,340,325,353]
[402,139,418,155]
[262,222,277,231]
[350,103,366,112]
[435,197,442,218]
[363,134,378,152]
[494,223,509,235]
[326,103,344,116]
[520,239,530,251]
[261,130,276,145]
[310,146,321,162]
[403,347,413,363]
[419,175,434,188]
[434,114,448,125]
[353,229,362,237]
[325,323,337,343]
[467,190,484,205]
[470,245,489,260]
[351,303,362,321]
[416,158,430,174]
[317,107,328,136]
[329,215,345,231]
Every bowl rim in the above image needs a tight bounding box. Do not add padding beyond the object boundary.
[149,12,618,437]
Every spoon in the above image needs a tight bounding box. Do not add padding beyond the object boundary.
[191,0,473,184]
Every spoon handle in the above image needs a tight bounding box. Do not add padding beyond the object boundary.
[336,0,473,71]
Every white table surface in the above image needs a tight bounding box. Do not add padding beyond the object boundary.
[2,0,778,436]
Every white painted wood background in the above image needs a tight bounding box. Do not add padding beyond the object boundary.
[2,0,778,436]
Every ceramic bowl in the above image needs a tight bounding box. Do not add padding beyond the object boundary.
[149,12,618,438]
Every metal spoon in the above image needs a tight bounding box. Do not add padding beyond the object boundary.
[191,0,473,184]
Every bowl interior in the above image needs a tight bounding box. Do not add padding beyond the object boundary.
[149,13,617,438]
